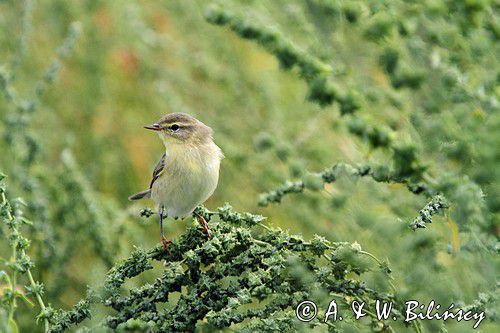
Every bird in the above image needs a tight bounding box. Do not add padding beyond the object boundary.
[128,112,224,252]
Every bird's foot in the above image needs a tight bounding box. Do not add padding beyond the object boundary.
[161,235,172,255]
[196,214,211,239]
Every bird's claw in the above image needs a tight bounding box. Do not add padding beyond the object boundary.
[161,235,172,255]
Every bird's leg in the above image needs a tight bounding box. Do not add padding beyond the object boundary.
[159,206,171,254]
[194,211,211,239]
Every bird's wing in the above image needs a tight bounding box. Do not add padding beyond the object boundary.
[149,153,166,189]
[128,189,151,200]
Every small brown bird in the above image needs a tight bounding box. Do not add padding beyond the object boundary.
[129,113,224,251]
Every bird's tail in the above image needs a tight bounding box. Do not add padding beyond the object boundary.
[128,189,151,201]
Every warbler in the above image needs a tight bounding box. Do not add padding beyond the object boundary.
[128,113,224,251]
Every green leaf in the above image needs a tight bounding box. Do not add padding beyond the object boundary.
[8,318,19,333]
[19,292,35,307]
[0,270,10,283]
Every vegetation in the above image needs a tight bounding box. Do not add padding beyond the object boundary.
[0,0,498,332]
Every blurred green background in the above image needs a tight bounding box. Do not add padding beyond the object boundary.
[0,0,498,332]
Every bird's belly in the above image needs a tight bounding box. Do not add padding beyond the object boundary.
[151,164,219,218]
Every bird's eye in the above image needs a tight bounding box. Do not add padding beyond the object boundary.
[170,124,180,131]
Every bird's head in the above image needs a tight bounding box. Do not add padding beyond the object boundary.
[144,112,213,146]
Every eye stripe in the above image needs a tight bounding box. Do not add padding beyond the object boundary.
[160,123,181,129]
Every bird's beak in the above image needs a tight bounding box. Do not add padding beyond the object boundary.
[144,124,162,131]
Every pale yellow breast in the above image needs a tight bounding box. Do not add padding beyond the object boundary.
[150,142,222,218]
